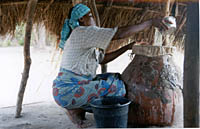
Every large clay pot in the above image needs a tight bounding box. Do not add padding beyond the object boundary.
[121,46,183,126]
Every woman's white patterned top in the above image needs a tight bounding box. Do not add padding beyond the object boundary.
[60,26,117,77]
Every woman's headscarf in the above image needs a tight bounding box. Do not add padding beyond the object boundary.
[59,4,90,49]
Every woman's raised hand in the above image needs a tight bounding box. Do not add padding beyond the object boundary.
[127,41,151,50]
[152,17,173,31]
[127,41,136,50]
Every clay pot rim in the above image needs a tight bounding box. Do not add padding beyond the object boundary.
[132,45,176,57]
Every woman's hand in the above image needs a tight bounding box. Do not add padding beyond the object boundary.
[127,41,150,50]
[135,41,150,46]
[127,41,136,50]
[152,18,173,32]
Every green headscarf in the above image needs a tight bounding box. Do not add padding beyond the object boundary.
[59,4,90,49]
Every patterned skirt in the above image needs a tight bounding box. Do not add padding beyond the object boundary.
[52,68,126,109]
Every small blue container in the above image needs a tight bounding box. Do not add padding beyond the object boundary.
[90,96,131,128]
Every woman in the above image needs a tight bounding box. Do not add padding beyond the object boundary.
[53,3,170,128]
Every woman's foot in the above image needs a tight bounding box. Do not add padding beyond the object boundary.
[76,119,92,128]
[65,108,92,128]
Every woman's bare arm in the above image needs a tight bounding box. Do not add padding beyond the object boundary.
[112,18,169,40]
[100,42,135,64]
[101,18,172,64]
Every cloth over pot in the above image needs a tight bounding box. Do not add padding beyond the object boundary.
[121,45,183,126]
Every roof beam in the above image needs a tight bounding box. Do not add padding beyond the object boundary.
[0,1,70,5]
[96,4,162,14]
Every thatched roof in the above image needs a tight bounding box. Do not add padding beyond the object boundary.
[0,0,187,51]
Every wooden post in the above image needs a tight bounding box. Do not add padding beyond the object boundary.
[165,0,171,16]
[184,2,199,127]
[162,0,171,46]
[15,0,38,118]
[89,0,100,27]
[100,0,114,73]
[88,0,107,73]
[175,2,178,17]
[101,65,107,73]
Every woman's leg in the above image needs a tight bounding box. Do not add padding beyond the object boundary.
[53,70,94,128]
[95,72,126,97]
[62,73,126,128]
[64,108,92,128]
[53,70,126,127]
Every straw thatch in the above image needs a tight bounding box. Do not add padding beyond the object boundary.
[0,0,187,51]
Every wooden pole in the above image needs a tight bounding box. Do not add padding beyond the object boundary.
[175,2,178,17]
[101,65,107,73]
[89,0,100,27]
[165,0,171,16]
[162,0,171,46]
[15,0,38,118]
[89,0,107,73]
[184,2,199,127]
[100,0,114,73]
[88,0,106,73]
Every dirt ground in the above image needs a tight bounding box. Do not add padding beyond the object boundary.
[0,101,79,129]
[0,46,184,129]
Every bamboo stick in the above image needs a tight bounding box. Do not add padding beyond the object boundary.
[15,0,38,118]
